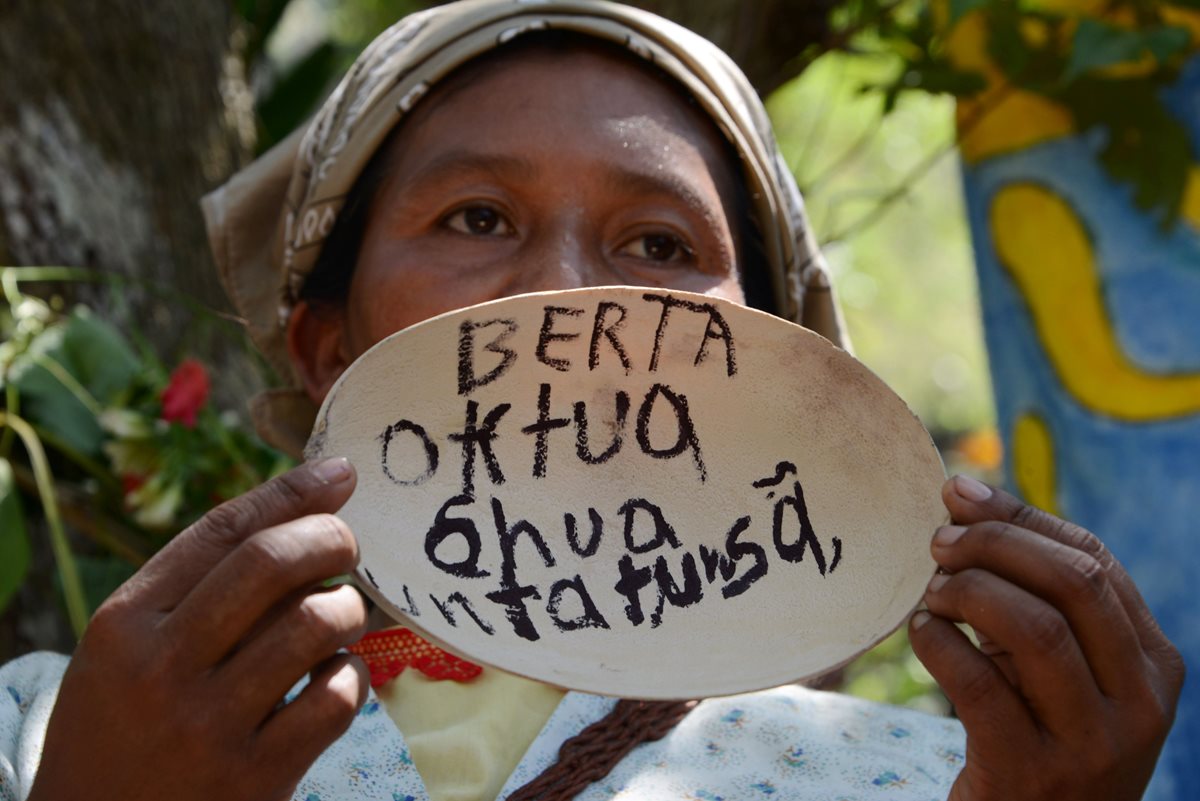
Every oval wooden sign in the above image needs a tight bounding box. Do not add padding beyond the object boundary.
[307,287,946,699]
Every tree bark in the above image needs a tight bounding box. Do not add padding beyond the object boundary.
[0,0,258,656]
[620,0,835,95]
[0,0,259,393]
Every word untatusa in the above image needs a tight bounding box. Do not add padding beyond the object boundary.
[361,462,843,642]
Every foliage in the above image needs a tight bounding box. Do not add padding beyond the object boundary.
[842,627,949,714]
[0,272,291,638]
[768,51,996,438]
[241,0,428,152]
[834,0,1196,227]
[0,458,30,614]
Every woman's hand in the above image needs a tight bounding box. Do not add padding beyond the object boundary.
[28,458,370,801]
[910,475,1185,801]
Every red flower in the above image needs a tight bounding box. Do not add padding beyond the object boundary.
[121,473,147,497]
[161,359,210,427]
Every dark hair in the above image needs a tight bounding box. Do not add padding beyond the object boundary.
[300,30,776,313]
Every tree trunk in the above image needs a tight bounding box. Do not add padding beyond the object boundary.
[625,0,835,95]
[0,0,259,393]
[0,0,258,656]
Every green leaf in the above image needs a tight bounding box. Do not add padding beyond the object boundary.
[948,0,990,27]
[986,6,1037,80]
[237,0,297,60]
[0,458,31,613]
[1064,20,1190,84]
[905,61,988,96]
[1065,19,1144,82]
[58,308,141,404]
[1142,26,1191,64]
[8,309,140,457]
[256,42,340,152]
[8,327,101,455]
[1060,76,1192,228]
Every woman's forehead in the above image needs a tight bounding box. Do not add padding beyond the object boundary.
[373,39,743,214]
[420,36,715,126]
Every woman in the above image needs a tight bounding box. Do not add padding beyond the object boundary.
[2,2,1182,800]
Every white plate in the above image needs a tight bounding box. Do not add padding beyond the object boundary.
[307,287,946,699]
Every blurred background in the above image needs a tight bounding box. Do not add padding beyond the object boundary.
[2,2,1197,792]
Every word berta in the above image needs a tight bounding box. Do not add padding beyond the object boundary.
[457,292,737,395]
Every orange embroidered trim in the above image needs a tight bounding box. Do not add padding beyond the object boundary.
[347,627,483,687]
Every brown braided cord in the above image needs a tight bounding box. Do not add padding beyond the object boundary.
[505,699,699,801]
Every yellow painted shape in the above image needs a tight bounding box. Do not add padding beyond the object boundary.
[943,0,1200,163]
[1164,6,1200,43]
[1012,413,1059,515]
[945,12,1075,163]
[956,93,1075,164]
[1183,166,1200,231]
[991,183,1200,420]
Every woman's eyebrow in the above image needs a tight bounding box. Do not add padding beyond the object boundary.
[393,151,538,194]
[603,166,724,227]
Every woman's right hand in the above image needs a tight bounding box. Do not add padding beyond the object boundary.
[27,458,369,801]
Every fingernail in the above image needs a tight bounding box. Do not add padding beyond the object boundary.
[313,457,352,484]
[954,474,992,502]
[934,525,967,547]
[911,611,931,630]
[927,574,950,593]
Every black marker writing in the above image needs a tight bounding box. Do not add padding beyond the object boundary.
[649,552,703,628]
[546,575,610,632]
[635,383,706,481]
[620,497,681,554]
[487,497,555,642]
[448,400,510,497]
[564,508,605,558]
[698,515,768,599]
[536,306,585,372]
[614,553,654,626]
[379,419,439,486]
[521,383,570,478]
[772,479,840,576]
[589,301,631,373]
[574,392,629,464]
[458,318,519,395]
[425,495,491,579]
[430,592,495,635]
[643,293,737,377]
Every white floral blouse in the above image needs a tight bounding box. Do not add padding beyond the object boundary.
[1,652,965,800]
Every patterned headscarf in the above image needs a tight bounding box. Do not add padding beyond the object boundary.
[202,0,847,456]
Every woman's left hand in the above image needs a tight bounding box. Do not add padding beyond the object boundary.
[909,475,1185,801]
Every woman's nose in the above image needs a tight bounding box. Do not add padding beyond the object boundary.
[514,224,618,293]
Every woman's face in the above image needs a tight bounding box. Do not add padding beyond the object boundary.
[290,43,746,401]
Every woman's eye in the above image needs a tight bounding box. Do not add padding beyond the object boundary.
[444,206,513,236]
[619,233,694,263]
